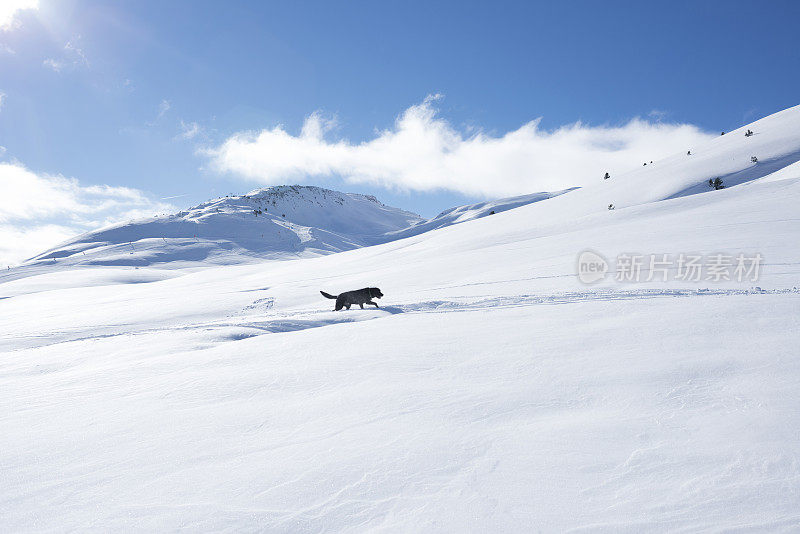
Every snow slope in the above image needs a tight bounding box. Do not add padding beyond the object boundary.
[23,185,424,269]
[385,188,575,241]
[5,185,570,286]
[2,106,800,531]
[514,103,800,222]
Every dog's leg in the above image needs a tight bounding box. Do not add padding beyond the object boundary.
[367,301,379,308]
[359,303,364,309]
[345,304,351,310]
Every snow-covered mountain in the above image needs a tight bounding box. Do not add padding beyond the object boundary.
[22,185,423,269]
[2,106,800,531]
[9,185,573,285]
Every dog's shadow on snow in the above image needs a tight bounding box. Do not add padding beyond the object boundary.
[378,305,404,315]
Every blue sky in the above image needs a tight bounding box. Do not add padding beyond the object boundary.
[1,0,799,264]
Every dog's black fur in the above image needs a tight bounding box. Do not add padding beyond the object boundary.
[320,287,383,310]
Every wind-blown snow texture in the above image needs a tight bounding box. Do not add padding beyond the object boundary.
[2,106,800,531]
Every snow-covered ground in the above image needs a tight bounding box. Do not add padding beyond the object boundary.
[2,106,800,531]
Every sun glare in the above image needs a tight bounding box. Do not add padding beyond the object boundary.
[0,0,39,30]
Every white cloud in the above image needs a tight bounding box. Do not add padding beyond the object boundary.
[0,224,77,269]
[157,99,171,118]
[176,120,201,140]
[648,109,668,121]
[65,37,89,66]
[42,58,64,72]
[43,35,90,72]
[0,91,5,111]
[206,95,716,197]
[145,99,171,127]
[0,162,177,265]
[0,0,38,31]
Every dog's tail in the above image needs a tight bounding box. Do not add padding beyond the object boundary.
[320,291,337,300]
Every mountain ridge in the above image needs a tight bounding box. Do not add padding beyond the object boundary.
[10,184,569,278]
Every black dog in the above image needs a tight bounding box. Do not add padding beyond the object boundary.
[320,287,383,310]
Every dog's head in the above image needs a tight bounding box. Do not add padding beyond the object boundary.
[370,287,383,299]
